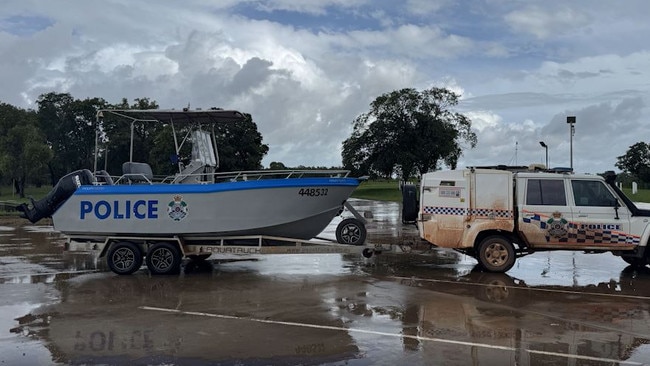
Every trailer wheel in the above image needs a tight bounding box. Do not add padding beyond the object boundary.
[336,218,367,245]
[106,241,143,275]
[477,235,515,273]
[146,242,182,275]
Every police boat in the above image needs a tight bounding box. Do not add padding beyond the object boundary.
[17,109,368,275]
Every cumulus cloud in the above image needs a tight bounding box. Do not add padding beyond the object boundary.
[504,5,590,39]
[1,0,649,174]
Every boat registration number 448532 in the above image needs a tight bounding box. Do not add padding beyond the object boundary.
[298,188,328,197]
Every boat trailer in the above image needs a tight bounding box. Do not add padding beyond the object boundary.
[63,201,385,275]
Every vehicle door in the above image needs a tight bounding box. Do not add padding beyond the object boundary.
[568,178,634,248]
[518,176,573,248]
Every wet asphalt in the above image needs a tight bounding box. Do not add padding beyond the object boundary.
[1,199,650,365]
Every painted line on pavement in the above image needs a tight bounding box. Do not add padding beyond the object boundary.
[139,306,643,365]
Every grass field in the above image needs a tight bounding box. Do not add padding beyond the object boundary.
[351,180,404,202]
[622,188,650,203]
[0,185,52,204]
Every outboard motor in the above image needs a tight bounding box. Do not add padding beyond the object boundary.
[17,169,94,223]
[401,183,418,224]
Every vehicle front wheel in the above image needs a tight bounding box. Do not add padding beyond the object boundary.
[477,235,516,273]
[106,241,143,275]
[336,218,367,245]
[146,242,182,275]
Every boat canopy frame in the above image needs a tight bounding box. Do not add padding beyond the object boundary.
[93,108,246,178]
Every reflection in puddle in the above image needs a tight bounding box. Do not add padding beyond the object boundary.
[1,200,650,365]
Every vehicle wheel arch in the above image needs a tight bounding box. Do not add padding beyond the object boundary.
[473,230,516,251]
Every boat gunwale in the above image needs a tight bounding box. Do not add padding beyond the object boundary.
[76,176,360,195]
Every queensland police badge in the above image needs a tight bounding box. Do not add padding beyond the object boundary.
[168,195,188,221]
[546,211,568,239]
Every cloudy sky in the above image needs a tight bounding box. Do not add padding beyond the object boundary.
[1,0,649,174]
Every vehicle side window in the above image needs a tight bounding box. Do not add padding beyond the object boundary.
[526,179,566,206]
[571,180,617,207]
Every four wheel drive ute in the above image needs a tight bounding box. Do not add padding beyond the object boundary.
[415,166,650,272]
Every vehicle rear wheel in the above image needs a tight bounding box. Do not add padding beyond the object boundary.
[477,235,515,273]
[106,241,143,275]
[336,218,367,245]
[146,242,182,275]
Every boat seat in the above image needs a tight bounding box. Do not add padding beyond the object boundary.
[94,170,114,185]
[121,162,153,184]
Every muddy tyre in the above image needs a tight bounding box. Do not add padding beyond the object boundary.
[106,241,143,275]
[146,242,182,275]
[477,235,515,273]
[336,218,367,245]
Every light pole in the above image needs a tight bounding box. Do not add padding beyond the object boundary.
[539,141,548,168]
[567,116,576,170]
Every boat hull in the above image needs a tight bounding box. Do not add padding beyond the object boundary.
[52,177,359,241]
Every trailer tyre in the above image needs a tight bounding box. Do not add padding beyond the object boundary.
[106,241,143,275]
[336,218,367,245]
[146,242,182,275]
[477,235,515,273]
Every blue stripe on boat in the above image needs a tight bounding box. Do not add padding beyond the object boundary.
[74,177,359,195]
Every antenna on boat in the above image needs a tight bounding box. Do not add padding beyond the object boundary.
[93,110,104,173]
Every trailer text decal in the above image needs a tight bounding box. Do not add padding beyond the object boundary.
[80,200,159,220]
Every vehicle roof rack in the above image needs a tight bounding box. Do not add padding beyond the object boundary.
[469,164,574,174]
[470,164,543,172]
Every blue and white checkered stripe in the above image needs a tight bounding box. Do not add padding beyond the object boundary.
[423,206,512,218]
[522,213,640,245]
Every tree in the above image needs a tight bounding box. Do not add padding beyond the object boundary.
[101,97,160,175]
[269,161,287,170]
[214,113,269,171]
[615,142,650,183]
[342,87,477,179]
[36,92,108,184]
[0,104,53,197]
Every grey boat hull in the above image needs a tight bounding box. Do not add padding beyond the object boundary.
[52,177,359,242]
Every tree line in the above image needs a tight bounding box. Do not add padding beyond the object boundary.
[0,92,269,197]
[1,86,488,198]
[342,87,477,179]
[616,142,650,185]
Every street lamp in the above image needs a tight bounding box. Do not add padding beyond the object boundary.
[539,141,548,168]
[567,116,576,170]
